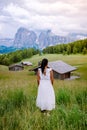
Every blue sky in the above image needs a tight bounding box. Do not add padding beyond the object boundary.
[0,0,87,38]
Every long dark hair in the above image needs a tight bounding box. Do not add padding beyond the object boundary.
[41,58,48,73]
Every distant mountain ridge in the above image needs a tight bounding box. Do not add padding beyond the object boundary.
[0,38,14,47]
[0,27,87,53]
[0,45,17,54]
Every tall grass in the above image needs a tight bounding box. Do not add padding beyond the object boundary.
[0,54,87,130]
[0,89,27,116]
[56,88,71,105]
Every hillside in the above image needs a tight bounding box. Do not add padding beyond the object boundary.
[0,54,87,130]
[43,38,87,54]
[0,38,87,67]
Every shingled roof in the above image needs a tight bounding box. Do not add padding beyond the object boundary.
[21,61,32,66]
[48,60,77,74]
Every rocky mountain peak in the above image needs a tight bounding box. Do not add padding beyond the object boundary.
[14,27,37,48]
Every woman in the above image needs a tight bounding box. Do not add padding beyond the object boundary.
[36,58,55,112]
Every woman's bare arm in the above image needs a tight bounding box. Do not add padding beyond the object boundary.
[50,70,54,85]
[37,70,40,85]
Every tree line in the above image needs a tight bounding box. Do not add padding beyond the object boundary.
[0,39,87,66]
[43,39,87,55]
[0,48,39,66]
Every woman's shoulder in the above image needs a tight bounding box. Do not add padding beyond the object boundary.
[47,67,52,71]
[37,68,41,75]
[38,67,41,71]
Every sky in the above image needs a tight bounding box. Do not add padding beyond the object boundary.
[0,0,87,38]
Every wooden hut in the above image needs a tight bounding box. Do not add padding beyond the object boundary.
[9,64,24,71]
[48,60,77,80]
[30,60,77,80]
[21,61,32,66]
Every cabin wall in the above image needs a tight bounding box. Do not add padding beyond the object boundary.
[9,66,23,71]
[53,71,71,80]
[53,71,61,79]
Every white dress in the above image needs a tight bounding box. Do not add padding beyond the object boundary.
[36,68,55,111]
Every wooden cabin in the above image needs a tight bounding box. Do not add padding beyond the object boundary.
[9,64,24,71]
[21,61,32,66]
[30,60,77,80]
[48,60,77,80]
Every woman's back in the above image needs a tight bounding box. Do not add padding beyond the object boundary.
[38,68,52,80]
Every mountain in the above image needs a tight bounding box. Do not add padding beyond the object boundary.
[13,27,37,48]
[13,28,76,50]
[68,33,87,40]
[0,27,87,53]
[0,45,17,54]
[0,38,14,47]
[38,30,73,49]
[0,39,15,53]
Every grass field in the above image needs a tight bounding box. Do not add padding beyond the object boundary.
[0,54,87,130]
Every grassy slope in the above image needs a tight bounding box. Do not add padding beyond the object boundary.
[23,53,87,65]
[0,54,87,130]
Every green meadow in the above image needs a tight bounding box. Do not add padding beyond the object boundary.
[0,54,87,130]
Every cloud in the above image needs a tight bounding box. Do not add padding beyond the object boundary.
[0,0,87,38]
[3,3,29,18]
[24,0,75,16]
